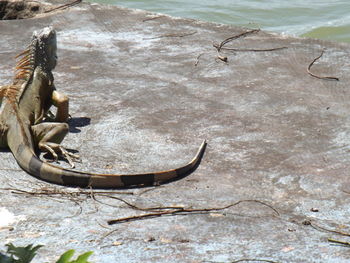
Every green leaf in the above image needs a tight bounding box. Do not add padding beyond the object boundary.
[73,251,93,263]
[56,250,93,263]
[55,250,75,263]
[5,243,43,263]
[2,244,93,263]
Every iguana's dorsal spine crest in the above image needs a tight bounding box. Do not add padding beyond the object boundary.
[13,26,57,103]
[0,46,34,104]
[14,46,35,83]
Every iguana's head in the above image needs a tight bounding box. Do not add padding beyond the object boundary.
[15,26,57,81]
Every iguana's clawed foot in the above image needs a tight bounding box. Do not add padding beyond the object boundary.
[59,146,80,168]
[44,110,72,122]
[39,142,80,168]
[43,110,56,122]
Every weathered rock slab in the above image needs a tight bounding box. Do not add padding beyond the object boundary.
[1,1,350,262]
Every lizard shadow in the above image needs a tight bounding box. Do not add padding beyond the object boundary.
[68,117,91,133]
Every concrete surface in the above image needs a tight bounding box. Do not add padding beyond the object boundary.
[1,1,350,262]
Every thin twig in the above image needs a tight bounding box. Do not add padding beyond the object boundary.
[0,187,133,197]
[67,200,83,218]
[213,45,287,52]
[0,186,85,217]
[215,29,261,52]
[101,228,119,240]
[195,53,204,66]
[107,199,279,225]
[302,219,350,237]
[95,194,184,211]
[312,223,350,237]
[0,168,22,171]
[44,0,82,13]
[144,31,197,40]
[231,259,280,263]
[142,15,165,22]
[1,186,135,217]
[213,29,286,63]
[307,49,339,81]
[137,186,162,196]
[89,186,99,213]
[328,238,350,247]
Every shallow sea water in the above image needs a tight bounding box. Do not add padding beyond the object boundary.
[90,0,350,43]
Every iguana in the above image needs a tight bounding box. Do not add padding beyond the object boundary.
[0,27,206,188]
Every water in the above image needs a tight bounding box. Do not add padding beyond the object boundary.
[89,0,350,43]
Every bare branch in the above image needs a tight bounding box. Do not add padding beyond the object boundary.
[307,49,339,81]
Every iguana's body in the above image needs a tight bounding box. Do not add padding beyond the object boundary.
[0,27,206,188]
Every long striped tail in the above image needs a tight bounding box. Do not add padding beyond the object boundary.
[8,134,206,188]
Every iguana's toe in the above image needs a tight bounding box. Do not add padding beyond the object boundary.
[39,143,58,162]
[39,142,80,168]
[58,146,80,168]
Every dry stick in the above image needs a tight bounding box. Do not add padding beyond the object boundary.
[0,187,134,201]
[1,186,134,217]
[215,29,261,52]
[89,186,100,213]
[142,15,165,22]
[307,49,339,81]
[107,199,279,225]
[213,29,286,63]
[0,187,84,217]
[101,199,278,240]
[44,0,82,13]
[0,187,133,197]
[137,185,163,195]
[67,200,83,218]
[213,45,287,52]
[311,222,350,237]
[95,194,184,212]
[231,259,280,263]
[1,187,89,212]
[328,238,350,247]
[0,168,22,172]
[145,31,197,40]
[194,53,204,66]
[0,187,61,196]
[302,219,350,237]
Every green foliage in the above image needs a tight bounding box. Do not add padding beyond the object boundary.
[0,244,93,263]
[55,250,93,263]
[5,243,43,263]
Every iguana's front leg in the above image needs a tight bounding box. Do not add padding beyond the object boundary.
[32,122,79,167]
[52,90,69,122]
[44,90,69,123]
